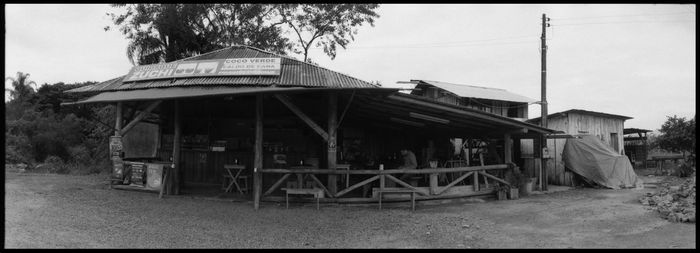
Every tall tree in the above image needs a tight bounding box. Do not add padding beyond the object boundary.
[5,72,36,103]
[106,4,292,65]
[278,4,380,62]
[656,115,696,159]
[106,4,381,65]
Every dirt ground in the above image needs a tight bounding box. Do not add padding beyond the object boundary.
[4,170,695,248]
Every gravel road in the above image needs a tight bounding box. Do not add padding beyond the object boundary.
[5,171,695,248]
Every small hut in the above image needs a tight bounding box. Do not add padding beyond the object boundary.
[623,128,652,168]
[524,109,632,186]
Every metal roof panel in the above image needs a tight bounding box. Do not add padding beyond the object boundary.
[66,45,379,93]
[408,79,537,103]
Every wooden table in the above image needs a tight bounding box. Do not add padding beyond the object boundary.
[223,164,247,194]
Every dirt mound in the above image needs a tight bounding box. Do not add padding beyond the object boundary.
[639,174,696,223]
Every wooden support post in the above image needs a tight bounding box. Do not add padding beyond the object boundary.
[473,170,479,191]
[535,158,542,190]
[115,102,123,135]
[429,173,439,195]
[466,138,472,166]
[110,102,123,190]
[379,164,385,190]
[327,92,338,195]
[542,134,548,191]
[170,100,182,195]
[479,152,489,188]
[504,133,512,164]
[254,95,263,210]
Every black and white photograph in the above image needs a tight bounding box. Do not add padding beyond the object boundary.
[4,3,696,249]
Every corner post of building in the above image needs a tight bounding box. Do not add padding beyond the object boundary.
[534,134,543,191]
[254,94,264,210]
[170,99,182,195]
[110,102,123,190]
[115,102,123,135]
[541,134,548,191]
[327,92,338,195]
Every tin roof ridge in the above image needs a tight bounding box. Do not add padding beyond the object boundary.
[414,79,508,91]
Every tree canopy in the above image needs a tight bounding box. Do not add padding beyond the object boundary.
[277,4,380,62]
[106,4,292,65]
[105,4,380,65]
[5,72,37,104]
[656,115,696,158]
[5,72,112,172]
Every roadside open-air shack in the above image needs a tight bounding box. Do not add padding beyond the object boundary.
[63,45,556,208]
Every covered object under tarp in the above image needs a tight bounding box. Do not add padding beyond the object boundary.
[563,135,644,189]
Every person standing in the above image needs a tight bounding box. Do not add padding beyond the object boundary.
[398,148,418,182]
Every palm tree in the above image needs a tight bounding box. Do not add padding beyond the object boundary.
[5,72,36,102]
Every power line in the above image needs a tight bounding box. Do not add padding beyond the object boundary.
[552,19,695,26]
[359,40,540,49]
[310,39,545,50]
[554,11,694,21]
[387,35,536,47]
[308,35,540,50]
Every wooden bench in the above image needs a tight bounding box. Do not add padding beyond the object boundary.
[282,188,324,210]
[377,188,418,211]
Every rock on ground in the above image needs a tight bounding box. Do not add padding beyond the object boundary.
[639,173,696,223]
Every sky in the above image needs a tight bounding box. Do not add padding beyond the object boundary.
[5,4,696,132]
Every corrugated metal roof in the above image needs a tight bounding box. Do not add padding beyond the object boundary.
[62,86,399,105]
[527,109,633,123]
[66,45,379,93]
[404,79,536,103]
[380,93,557,134]
[623,128,652,135]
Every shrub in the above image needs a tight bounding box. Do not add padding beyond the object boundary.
[5,79,111,174]
[43,155,68,174]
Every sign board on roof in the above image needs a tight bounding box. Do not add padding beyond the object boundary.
[124,58,281,82]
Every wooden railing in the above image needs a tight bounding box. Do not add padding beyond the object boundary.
[260,164,512,199]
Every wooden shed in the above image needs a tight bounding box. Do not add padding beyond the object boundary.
[64,45,556,207]
[400,79,534,120]
[623,128,652,168]
[523,109,632,186]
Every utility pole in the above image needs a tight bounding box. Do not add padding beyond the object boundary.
[540,13,550,191]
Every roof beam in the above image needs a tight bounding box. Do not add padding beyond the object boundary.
[119,100,162,136]
[386,94,552,134]
[275,94,329,141]
[352,99,498,129]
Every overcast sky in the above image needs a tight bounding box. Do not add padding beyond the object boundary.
[5,4,696,131]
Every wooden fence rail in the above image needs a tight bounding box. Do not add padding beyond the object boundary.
[260,164,512,199]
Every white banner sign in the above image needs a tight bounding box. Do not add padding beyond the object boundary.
[124,58,281,82]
